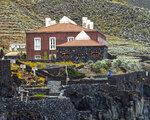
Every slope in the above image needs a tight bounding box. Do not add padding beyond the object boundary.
[0,0,43,48]
[127,0,150,9]
[32,0,150,43]
[0,0,149,57]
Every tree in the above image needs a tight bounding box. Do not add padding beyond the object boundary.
[43,52,48,60]
[0,49,4,59]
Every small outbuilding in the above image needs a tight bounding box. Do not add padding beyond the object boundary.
[57,31,107,62]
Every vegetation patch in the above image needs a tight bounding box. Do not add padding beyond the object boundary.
[31,93,46,100]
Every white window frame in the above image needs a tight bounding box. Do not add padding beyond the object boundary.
[49,37,56,50]
[34,37,41,51]
[34,55,41,60]
[67,37,74,42]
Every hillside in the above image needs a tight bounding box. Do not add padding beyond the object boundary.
[32,0,150,42]
[0,0,150,57]
[127,0,150,9]
[0,0,43,48]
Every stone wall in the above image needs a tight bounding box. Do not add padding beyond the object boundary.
[63,83,145,119]
[0,60,20,98]
[0,60,11,83]
[63,71,149,120]
[68,71,146,92]
[57,46,108,62]
[0,71,149,120]
[0,97,77,120]
[47,81,61,93]
[24,87,50,96]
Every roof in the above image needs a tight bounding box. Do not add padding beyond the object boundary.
[57,31,107,47]
[57,40,103,47]
[75,31,91,40]
[28,23,96,33]
[5,52,20,56]
[59,16,77,25]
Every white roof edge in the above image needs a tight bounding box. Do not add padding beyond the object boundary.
[59,16,77,25]
[75,31,91,40]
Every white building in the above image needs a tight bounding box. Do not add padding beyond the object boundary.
[9,43,26,52]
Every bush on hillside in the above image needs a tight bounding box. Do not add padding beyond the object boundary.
[112,56,142,72]
[91,59,111,73]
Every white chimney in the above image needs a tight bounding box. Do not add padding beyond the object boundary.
[50,20,57,25]
[90,22,94,29]
[82,17,88,28]
[82,17,94,29]
[86,20,91,29]
[45,18,51,27]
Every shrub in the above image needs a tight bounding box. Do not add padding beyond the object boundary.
[86,60,94,65]
[33,93,46,98]
[91,59,110,73]
[112,56,142,72]
[68,67,85,79]
[20,52,26,60]
[43,52,48,60]
[31,93,46,100]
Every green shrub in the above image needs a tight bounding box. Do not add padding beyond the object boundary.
[86,60,94,65]
[91,59,110,73]
[43,52,48,60]
[68,67,85,79]
[112,56,142,72]
[33,93,46,98]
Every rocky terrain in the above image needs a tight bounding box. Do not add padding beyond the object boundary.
[0,70,150,120]
[0,0,150,50]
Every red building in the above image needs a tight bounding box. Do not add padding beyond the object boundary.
[26,16,107,61]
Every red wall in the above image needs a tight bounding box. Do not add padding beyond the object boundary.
[26,31,105,59]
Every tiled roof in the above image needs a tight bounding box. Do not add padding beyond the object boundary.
[5,52,20,56]
[28,23,96,33]
[57,40,103,47]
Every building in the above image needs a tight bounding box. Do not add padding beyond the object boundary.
[5,52,20,59]
[57,31,107,62]
[26,16,107,62]
[9,43,26,52]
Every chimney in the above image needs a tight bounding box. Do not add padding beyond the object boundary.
[50,20,57,25]
[86,20,91,29]
[82,17,88,28]
[82,17,94,29]
[45,18,51,27]
[90,22,94,29]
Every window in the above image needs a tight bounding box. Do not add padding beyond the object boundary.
[49,54,57,60]
[67,37,74,42]
[49,37,56,50]
[34,37,41,50]
[34,55,41,60]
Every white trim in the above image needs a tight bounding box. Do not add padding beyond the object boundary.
[75,31,91,40]
[59,16,77,25]
[34,37,41,51]
[49,37,56,50]
[67,37,74,42]
[34,55,41,60]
